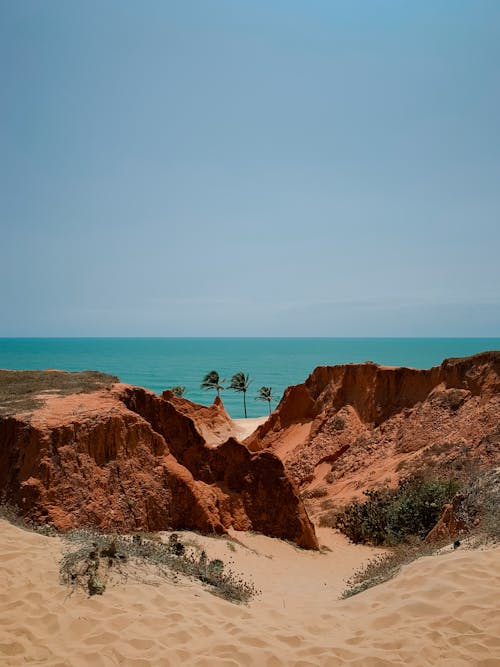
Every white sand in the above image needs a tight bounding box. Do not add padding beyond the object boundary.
[232,416,268,441]
[1,519,499,666]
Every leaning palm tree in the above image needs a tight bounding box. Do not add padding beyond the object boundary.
[170,386,186,398]
[256,386,275,415]
[229,371,251,418]
[200,370,224,397]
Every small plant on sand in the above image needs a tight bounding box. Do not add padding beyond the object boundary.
[170,386,186,398]
[341,541,437,599]
[200,371,225,398]
[59,531,259,604]
[229,372,252,418]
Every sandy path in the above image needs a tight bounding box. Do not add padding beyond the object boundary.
[1,520,499,666]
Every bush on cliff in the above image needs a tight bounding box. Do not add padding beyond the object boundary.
[335,476,461,546]
[340,468,500,598]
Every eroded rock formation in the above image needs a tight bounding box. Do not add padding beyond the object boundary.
[0,380,318,549]
[245,352,500,519]
[2,352,497,543]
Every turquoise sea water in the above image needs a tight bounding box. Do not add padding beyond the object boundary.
[0,338,499,418]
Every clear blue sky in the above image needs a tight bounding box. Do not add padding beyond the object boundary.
[1,1,499,336]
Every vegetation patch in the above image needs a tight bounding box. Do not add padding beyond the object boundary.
[301,486,329,500]
[339,467,500,599]
[455,468,500,542]
[430,388,469,411]
[332,475,461,546]
[331,415,346,431]
[341,542,437,599]
[0,503,57,536]
[60,530,259,604]
[0,370,119,417]
[0,505,259,603]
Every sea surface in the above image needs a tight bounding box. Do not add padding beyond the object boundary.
[1,338,499,418]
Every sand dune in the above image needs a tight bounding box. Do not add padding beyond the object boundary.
[1,519,499,666]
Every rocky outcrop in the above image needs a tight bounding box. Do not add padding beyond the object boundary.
[245,352,500,517]
[425,495,467,543]
[118,385,317,548]
[160,392,235,447]
[0,395,224,534]
[0,379,318,549]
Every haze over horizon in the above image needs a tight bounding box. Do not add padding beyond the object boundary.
[1,1,499,337]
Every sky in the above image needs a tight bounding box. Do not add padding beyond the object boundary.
[1,0,499,337]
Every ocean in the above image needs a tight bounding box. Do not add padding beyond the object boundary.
[0,338,499,418]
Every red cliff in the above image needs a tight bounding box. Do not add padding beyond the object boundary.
[0,378,318,549]
[245,352,500,518]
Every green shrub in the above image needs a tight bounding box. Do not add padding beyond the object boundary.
[336,476,461,546]
[340,468,500,599]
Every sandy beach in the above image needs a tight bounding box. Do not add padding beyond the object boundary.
[232,417,268,441]
[1,516,499,666]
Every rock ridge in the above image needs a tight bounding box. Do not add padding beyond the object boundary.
[0,377,318,549]
[245,351,500,517]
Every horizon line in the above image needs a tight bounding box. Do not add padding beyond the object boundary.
[1,336,500,341]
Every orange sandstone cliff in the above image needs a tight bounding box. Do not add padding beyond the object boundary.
[0,378,318,549]
[245,352,500,519]
[2,352,498,543]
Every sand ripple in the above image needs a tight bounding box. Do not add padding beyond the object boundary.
[0,521,498,666]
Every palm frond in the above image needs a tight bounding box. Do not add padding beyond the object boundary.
[256,386,273,401]
[229,371,251,392]
[201,370,224,392]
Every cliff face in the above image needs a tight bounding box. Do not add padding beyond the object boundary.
[245,352,500,516]
[0,381,318,548]
[160,392,235,447]
[0,393,224,534]
[118,386,317,548]
[3,352,497,542]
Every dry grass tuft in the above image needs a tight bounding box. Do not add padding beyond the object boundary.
[60,530,259,604]
[0,505,259,604]
[341,541,437,599]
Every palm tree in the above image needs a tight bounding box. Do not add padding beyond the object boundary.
[229,371,251,418]
[200,370,224,397]
[170,386,186,398]
[256,386,275,415]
